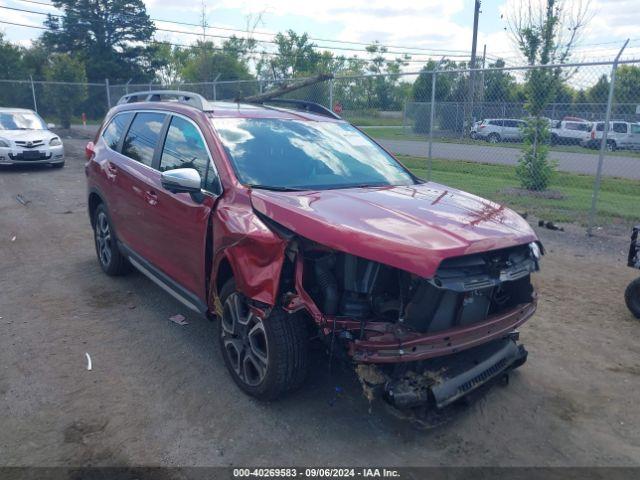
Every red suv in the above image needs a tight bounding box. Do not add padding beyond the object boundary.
[86,91,542,409]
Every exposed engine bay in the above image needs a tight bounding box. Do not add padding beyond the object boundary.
[303,241,538,334]
[277,235,542,409]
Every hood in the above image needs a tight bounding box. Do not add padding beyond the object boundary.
[0,129,56,143]
[250,183,537,279]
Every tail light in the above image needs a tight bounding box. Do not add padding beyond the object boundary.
[85,141,95,160]
[591,130,595,140]
[478,125,486,129]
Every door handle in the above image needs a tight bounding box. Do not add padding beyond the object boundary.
[144,190,158,206]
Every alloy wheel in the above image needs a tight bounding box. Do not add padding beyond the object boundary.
[95,211,112,267]
[221,293,269,386]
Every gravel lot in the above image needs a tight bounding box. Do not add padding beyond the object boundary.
[1,134,640,468]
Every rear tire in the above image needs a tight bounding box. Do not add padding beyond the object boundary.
[607,140,617,152]
[625,278,640,319]
[93,203,129,276]
[487,133,500,144]
[218,279,308,400]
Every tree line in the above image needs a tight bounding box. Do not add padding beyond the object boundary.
[0,0,638,134]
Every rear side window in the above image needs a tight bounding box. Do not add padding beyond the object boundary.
[102,113,133,151]
[632,124,640,134]
[122,112,166,167]
[613,123,628,134]
[596,123,604,132]
[159,116,214,191]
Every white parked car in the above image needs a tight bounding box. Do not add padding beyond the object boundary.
[581,121,640,151]
[475,118,527,143]
[0,108,65,168]
[550,120,591,145]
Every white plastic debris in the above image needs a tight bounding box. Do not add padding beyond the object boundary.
[169,314,188,325]
[10,234,16,242]
[85,352,92,371]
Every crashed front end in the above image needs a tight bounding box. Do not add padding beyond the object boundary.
[244,184,542,410]
[280,236,541,410]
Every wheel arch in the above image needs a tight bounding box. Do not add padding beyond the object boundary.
[88,189,104,228]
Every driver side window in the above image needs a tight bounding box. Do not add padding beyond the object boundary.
[160,116,215,192]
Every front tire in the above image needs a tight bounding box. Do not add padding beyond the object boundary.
[218,279,308,400]
[93,203,129,276]
[625,278,640,319]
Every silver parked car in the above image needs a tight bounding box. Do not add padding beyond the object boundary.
[0,108,65,168]
[475,118,527,143]
[581,121,640,151]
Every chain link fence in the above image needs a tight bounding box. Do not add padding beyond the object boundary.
[1,58,639,232]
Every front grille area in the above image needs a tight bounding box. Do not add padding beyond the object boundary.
[15,140,45,149]
[9,152,51,161]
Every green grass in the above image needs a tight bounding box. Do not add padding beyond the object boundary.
[362,126,640,159]
[344,116,404,127]
[398,155,640,224]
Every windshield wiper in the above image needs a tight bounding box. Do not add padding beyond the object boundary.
[247,184,306,192]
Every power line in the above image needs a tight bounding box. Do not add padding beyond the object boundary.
[0,19,471,65]
[9,0,477,57]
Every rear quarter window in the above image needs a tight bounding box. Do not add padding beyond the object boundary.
[102,112,133,151]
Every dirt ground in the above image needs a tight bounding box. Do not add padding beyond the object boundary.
[1,134,639,468]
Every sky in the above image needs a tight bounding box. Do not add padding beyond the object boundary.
[1,0,639,71]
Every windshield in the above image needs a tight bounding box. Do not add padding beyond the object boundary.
[212,118,417,190]
[0,111,47,130]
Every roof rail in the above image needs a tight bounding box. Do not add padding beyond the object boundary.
[259,98,341,120]
[117,90,208,111]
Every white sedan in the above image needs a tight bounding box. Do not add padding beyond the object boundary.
[0,108,65,168]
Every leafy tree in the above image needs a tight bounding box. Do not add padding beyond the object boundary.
[258,30,322,79]
[42,0,160,84]
[0,33,31,108]
[588,74,609,103]
[412,60,457,102]
[483,59,517,103]
[509,0,589,190]
[614,65,640,113]
[43,54,87,128]
[178,39,257,99]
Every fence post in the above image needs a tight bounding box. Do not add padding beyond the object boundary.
[427,58,445,181]
[587,39,629,236]
[105,78,111,109]
[328,79,334,110]
[30,75,38,113]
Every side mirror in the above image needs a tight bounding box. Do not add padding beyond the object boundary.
[161,168,202,194]
[47,123,56,129]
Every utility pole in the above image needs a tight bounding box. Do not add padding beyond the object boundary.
[466,0,481,136]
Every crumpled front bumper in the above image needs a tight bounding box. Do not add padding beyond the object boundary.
[384,336,528,409]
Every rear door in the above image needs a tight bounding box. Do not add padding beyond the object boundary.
[93,111,134,233]
[141,114,220,302]
[116,111,168,258]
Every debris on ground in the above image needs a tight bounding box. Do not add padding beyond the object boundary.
[169,314,188,326]
[328,385,345,407]
[10,234,17,242]
[15,194,31,206]
[85,352,92,371]
[538,220,565,231]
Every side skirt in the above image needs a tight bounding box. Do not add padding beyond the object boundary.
[119,242,208,315]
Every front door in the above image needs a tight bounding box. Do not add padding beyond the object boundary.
[142,114,220,302]
[116,111,168,259]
